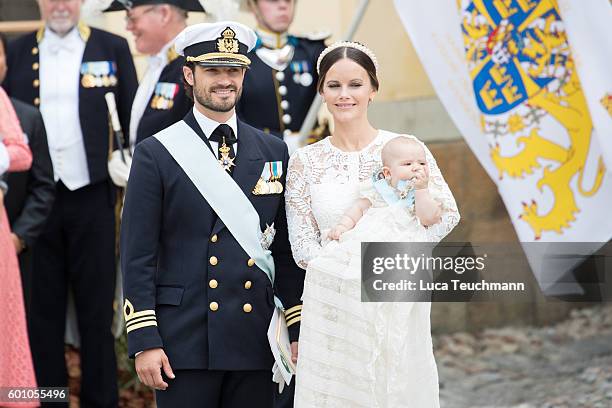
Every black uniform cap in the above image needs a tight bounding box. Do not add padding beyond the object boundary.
[105,0,205,12]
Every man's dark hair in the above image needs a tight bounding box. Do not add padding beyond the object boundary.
[182,61,195,101]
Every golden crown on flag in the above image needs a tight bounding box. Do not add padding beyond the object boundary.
[316,41,379,75]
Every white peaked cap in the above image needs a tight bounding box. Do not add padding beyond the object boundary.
[174,21,258,67]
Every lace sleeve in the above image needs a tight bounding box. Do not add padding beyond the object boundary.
[420,140,460,241]
[285,150,323,269]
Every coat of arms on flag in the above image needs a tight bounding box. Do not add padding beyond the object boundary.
[460,0,606,240]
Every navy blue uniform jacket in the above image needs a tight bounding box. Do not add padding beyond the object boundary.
[237,35,326,139]
[120,110,303,370]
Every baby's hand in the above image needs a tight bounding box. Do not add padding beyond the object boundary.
[328,225,348,240]
[411,166,429,190]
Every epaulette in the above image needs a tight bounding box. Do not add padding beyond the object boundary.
[293,30,332,42]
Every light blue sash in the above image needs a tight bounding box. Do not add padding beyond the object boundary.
[154,121,283,309]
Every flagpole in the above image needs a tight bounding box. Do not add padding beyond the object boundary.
[297,0,371,144]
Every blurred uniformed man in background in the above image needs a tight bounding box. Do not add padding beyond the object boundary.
[3,0,137,405]
[237,0,329,154]
[105,0,203,187]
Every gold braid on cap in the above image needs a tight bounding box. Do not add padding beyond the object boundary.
[316,41,379,75]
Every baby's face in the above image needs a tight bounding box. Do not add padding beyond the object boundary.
[383,142,427,187]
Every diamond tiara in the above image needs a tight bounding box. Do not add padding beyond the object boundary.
[316,41,379,75]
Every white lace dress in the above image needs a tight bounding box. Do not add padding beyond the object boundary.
[285,130,460,408]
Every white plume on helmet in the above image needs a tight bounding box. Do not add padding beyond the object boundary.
[198,0,239,21]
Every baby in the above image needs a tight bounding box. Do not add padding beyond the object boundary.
[329,136,442,240]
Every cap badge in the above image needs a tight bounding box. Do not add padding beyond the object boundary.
[217,27,239,54]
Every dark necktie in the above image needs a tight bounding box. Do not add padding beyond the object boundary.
[209,124,237,174]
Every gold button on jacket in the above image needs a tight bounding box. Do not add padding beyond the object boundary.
[247,258,255,267]
[210,302,219,311]
[209,279,218,289]
[243,303,252,313]
[244,281,252,290]
[210,234,218,243]
[209,256,218,266]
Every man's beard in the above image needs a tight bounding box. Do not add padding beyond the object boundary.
[194,82,242,113]
[47,11,76,36]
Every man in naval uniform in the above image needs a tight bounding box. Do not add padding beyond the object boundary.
[237,0,328,154]
[105,0,203,187]
[120,21,303,407]
[3,0,137,406]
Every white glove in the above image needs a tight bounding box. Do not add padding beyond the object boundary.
[283,132,303,157]
[272,362,286,394]
[108,149,132,188]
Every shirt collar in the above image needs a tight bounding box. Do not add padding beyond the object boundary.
[150,39,179,67]
[192,106,238,141]
[41,26,84,53]
[37,21,90,43]
[256,26,289,49]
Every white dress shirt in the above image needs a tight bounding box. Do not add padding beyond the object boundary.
[192,106,238,155]
[129,40,175,147]
[39,26,90,190]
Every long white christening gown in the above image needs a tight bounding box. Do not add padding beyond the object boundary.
[285,131,460,408]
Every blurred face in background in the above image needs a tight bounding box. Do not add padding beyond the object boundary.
[126,4,174,55]
[251,0,295,33]
[0,38,7,84]
[38,0,83,36]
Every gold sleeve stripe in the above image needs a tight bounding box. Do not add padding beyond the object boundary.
[125,310,156,322]
[285,310,301,321]
[126,320,158,333]
[284,305,302,316]
[286,316,301,328]
[126,315,157,328]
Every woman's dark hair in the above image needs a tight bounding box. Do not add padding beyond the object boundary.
[182,61,196,101]
[316,45,379,93]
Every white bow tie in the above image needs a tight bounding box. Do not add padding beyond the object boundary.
[47,37,77,54]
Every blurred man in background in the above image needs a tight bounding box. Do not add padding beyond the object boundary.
[105,0,203,187]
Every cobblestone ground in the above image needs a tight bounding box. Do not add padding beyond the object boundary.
[435,304,612,408]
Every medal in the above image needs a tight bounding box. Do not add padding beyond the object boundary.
[218,137,235,172]
[81,74,95,88]
[300,72,313,87]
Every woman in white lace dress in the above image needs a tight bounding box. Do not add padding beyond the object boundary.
[285,42,460,407]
